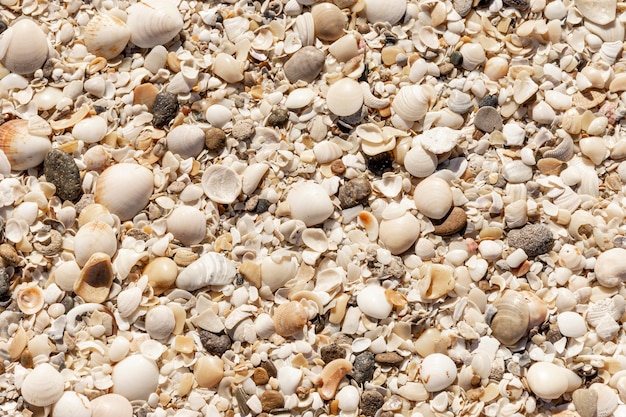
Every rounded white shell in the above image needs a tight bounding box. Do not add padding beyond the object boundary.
[404,144,438,178]
[0,119,51,171]
[326,78,364,116]
[21,363,64,407]
[379,212,421,255]
[51,391,91,417]
[0,18,49,74]
[357,285,392,319]
[287,182,334,226]
[413,177,453,219]
[526,362,569,400]
[176,252,237,291]
[95,163,154,220]
[145,305,175,340]
[112,355,159,401]
[392,85,433,122]
[74,220,117,266]
[72,116,108,144]
[84,14,131,59]
[166,124,205,158]
[202,165,242,204]
[364,0,407,25]
[595,248,626,287]
[420,353,458,392]
[166,205,207,246]
[90,394,133,417]
[127,0,184,48]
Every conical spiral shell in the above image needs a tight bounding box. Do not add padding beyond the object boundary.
[127,0,184,48]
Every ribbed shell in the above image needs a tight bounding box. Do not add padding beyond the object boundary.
[0,18,49,74]
[127,0,184,48]
[0,119,51,171]
[94,163,154,220]
[490,291,530,346]
[176,252,236,291]
[84,14,131,59]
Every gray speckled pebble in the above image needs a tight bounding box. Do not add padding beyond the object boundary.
[508,223,554,257]
[44,149,82,202]
[474,106,503,133]
[453,0,473,16]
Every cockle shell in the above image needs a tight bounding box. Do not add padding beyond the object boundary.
[73,220,117,266]
[379,212,421,255]
[194,355,224,388]
[413,177,453,220]
[404,144,438,178]
[72,116,108,144]
[21,363,64,406]
[90,394,133,417]
[176,252,237,291]
[166,205,207,246]
[294,13,315,46]
[392,85,434,122]
[16,284,45,315]
[0,119,51,171]
[95,163,153,220]
[127,0,184,48]
[447,90,474,114]
[74,252,114,303]
[273,301,308,337]
[145,305,175,340]
[364,0,407,25]
[166,124,205,158]
[287,182,334,226]
[52,391,91,417]
[84,13,131,59]
[202,165,242,204]
[112,355,159,401]
[0,18,49,74]
[326,78,363,116]
[594,248,626,287]
[283,46,326,84]
[460,43,486,71]
[311,3,346,42]
[526,362,577,400]
[490,291,529,346]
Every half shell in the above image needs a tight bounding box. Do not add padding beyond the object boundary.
[0,18,49,74]
[84,14,131,59]
[95,163,154,220]
[127,0,184,48]
[0,119,51,171]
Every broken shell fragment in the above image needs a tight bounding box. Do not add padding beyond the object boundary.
[202,165,242,204]
[318,359,352,400]
[16,284,45,315]
[595,248,626,287]
[74,252,114,303]
[418,263,456,301]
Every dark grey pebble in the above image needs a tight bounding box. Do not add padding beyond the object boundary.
[44,149,82,202]
[365,152,394,176]
[360,390,385,417]
[320,343,347,364]
[450,51,463,67]
[453,0,472,16]
[338,177,371,209]
[507,223,554,257]
[0,268,10,297]
[351,351,375,384]
[474,106,503,133]
[479,95,499,108]
[199,330,232,356]
[267,108,289,127]
[151,92,178,128]
[503,0,529,8]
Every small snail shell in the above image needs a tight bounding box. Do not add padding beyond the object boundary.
[490,291,530,346]
[273,301,308,337]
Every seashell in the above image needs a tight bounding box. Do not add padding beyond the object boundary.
[558,244,586,271]
[251,27,274,51]
[213,53,244,84]
[294,13,315,46]
[242,163,269,195]
[522,291,548,328]
[285,87,316,109]
[273,301,308,337]
[490,290,530,346]
[74,220,117,267]
[194,355,224,388]
[584,19,624,42]
[595,248,626,287]
[526,362,571,400]
[112,355,159,401]
[0,119,51,171]
[91,394,133,417]
[504,200,527,229]
[483,56,509,81]
[0,18,49,74]
[78,204,115,228]
[418,26,440,49]
[175,252,237,291]
[302,228,329,252]
[447,90,473,114]
[600,40,622,64]
[127,0,184,48]
[95,163,153,220]
[413,177,453,220]
[594,314,620,340]
[590,383,618,417]
[404,143,437,178]
[420,353,457,392]
[311,3,346,42]
[74,252,113,303]
[579,137,607,165]
[72,116,108,144]
[513,70,539,104]
[318,359,352,400]
[557,312,587,337]
[360,82,390,109]
[145,305,175,340]
[379,212,421,255]
[52,391,92,417]
[392,85,434,122]
[205,104,232,128]
[460,43,486,71]
[314,141,343,164]
[84,14,131,59]
[364,0,407,25]
[21,363,64,407]
[287,182,334,226]
[53,260,81,292]
[261,254,298,291]
[201,165,242,204]
[543,134,574,161]
[143,257,178,295]
[502,160,533,183]
[574,0,615,25]
[166,124,205,158]
[418,263,455,301]
[586,296,625,327]
[283,46,325,84]
[116,286,142,318]
[16,284,44,315]
[418,126,462,154]
[329,34,359,62]
[166,205,206,246]
[357,284,393,319]
[326,78,363,116]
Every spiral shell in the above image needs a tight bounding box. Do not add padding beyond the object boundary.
[0,18,49,74]
[127,0,184,48]
[84,13,131,59]
[273,301,308,337]
[176,252,237,291]
[16,284,44,315]
[0,119,51,171]
[95,163,154,220]
[490,291,530,346]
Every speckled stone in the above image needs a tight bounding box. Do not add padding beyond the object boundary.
[474,106,503,133]
[267,108,289,127]
[352,351,376,384]
[204,127,227,151]
[453,0,472,16]
[321,344,347,364]
[375,351,404,366]
[151,92,179,128]
[365,152,394,176]
[231,120,256,141]
[432,207,467,236]
[260,390,284,412]
[503,0,529,8]
[199,330,231,356]
[338,177,372,209]
[361,390,385,417]
[450,51,463,67]
[252,367,269,385]
[331,159,346,174]
[44,149,82,202]
[0,268,10,297]
[507,223,554,257]
[479,95,499,108]
[0,243,20,266]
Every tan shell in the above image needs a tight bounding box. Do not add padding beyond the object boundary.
[95,163,154,220]
[418,263,456,301]
[283,46,326,84]
[0,119,51,171]
[84,14,131,59]
[311,3,346,42]
[143,257,178,295]
[490,291,530,346]
[194,355,224,388]
[273,301,308,337]
[74,252,114,303]
[318,359,352,400]
[16,284,45,315]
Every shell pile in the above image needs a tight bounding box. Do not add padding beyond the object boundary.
[5,0,626,416]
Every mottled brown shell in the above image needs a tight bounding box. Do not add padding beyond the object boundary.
[73,252,114,303]
[490,291,530,346]
[311,3,347,42]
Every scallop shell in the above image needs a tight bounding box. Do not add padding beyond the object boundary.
[166,205,207,246]
[74,252,113,303]
[52,391,92,417]
[283,46,326,84]
[166,124,205,158]
[73,220,118,266]
[16,284,45,315]
[176,252,237,291]
[404,144,438,178]
[590,383,619,417]
[294,13,315,46]
[392,85,434,122]
[127,0,184,48]
[311,3,346,42]
[91,394,133,417]
[273,301,308,337]
[95,163,154,220]
[201,165,242,204]
[84,13,131,59]
[116,286,142,318]
[0,119,51,171]
[413,177,453,220]
[460,43,486,71]
[145,305,175,340]
[595,248,626,287]
[326,78,363,116]
[0,18,49,74]
[490,291,530,346]
[364,0,407,25]
[21,363,64,406]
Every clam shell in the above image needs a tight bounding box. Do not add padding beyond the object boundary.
[112,355,159,401]
[413,177,453,220]
[285,87,316,109]
[73,220,118,266]
[213,53,244,84]
[90,394,133,417]
[460,43,486,71]
[392,85,434,122]
[0,18,49,74]
[357,284,393,319]
[84,13,131,59]
[294,13,315,46]
[52,391,92,417]
[329,34,359,62]
[165,124,205,158]
[261,255,299,291]
[95,163,154,220]
[0,119,51,171]
[127,0,183,48]
[176,252,237,291]
[311,3,346,42]
[595,248,626,287]
[364,0,407,25]
[287,182,334,226]
[16,284,44,315]
[404,144,438,178]
[420,353,457,392]
[483,56,509,81]
[194,356,224,388]
[74,252,113,303]
[201,165,242,204]
[145,305,175,340]
[72,116,108,144]
[490,291,529,346]
[326,78,363,116]
[379,212,421,255]
[273,301,308,337]
[21,363,64,407]
[166,205,207,246]
[283,46,326,84]
[526,362,570,400]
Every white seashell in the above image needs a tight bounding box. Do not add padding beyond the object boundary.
[261,254,299,291]
[586,296,625,327]
[600,40,622,64]
[251,28,274,51]
[311,3,346,42]
[95,163,153,220]
[117,286,142,318]
[379,212,421,255]
[483,56,509,81]
[357,285,393,319]
[557,311,587,337]
[201,165,242,204]
[594,314,620,340]
[460,43,486,71]
[420,353,458,392]
[74,252,114,303]
[447,90,473,114]
[242,163,269,195]
[413,177,453,219]
[526,362,572,400]
[84,14,131,59]
[166,205,206,246]
[213,53,244,84]
[418,127,462,154]
[504,200,527,229]
[166,124,205,158]
[52,391,92,417]
[53,260,81,292]
[205,104,232,128]
[419,263,455,300]
[0,18,49,74]
[404,144,438,178]
[531,101,556,125]
[579,137,607,165]
[418,26,440,49]
[364,0,407,25]
[176,252,237,291]
[74,221,117,266]
[558,244,586,271]
[127,0,183,48]
[72,116,108,144]
[16,284,45,315]
[513,70,539,104]
[314,141,343,164]
[326,78,363,116]
[595,248,626,287]
[336,385,359,412]
[90,394,133,417]
[329,34,359,62]
[590,383,619,417]
[360,82,390,109]
[78,203,115,227]
[112,355,159,401]
[21,363,64,406]
[392,85,434,122]
[502,160,533,183]
[285,87,316,109]
[584,19,624,42]
[0,119,51,171]
[294,13,315,46]
[145,305,175,340]
[302,228,329,253]
[574,0,615,25]
[287,182,334,226]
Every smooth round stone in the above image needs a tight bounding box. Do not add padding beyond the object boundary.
[357,285,392,319]
[44,149,82,202]
[526,362,569,400]
[112,355,159,400]
[420,353,458,392]
[557,312,587,337]
[474,106,502,132]
[287,182,334,226]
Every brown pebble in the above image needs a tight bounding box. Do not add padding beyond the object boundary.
[432,207,467,236]
[439,62,454,76]
[259,390,284,412]
[321,343,347,364]
[260,360,278,378]
[374,351,404,366]
[204,127,227,151]
[338,177,372,209]
[330,159,346,174]
[474,106,503,133]
[361,390,384,417]
[0,243,20,266]
[253,367,269,385]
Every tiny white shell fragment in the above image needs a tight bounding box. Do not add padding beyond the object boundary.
[418,127,462,154]
[202,165,242,204]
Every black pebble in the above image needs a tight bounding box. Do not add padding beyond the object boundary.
[479,95,499,108]
[351,351,376,384]
[450,51,463,67]
[44,149,82,202]
[151,92,179,128]
[0,268,10,297]
[365,152,394,176]
[255,199,271,213]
